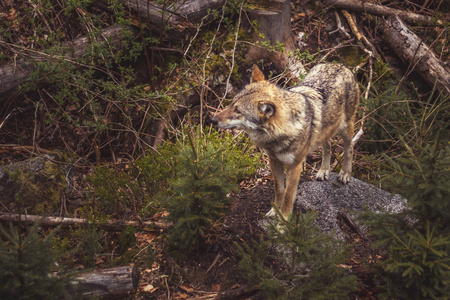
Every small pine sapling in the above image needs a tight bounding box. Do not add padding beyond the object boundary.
[236,212,357,299]
[361,98,450,299]
[0,222,71,299]
[163,127,260,251]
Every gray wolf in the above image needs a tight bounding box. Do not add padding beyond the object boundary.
[211,63,360,219]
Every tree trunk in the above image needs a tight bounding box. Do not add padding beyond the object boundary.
[325,0,445,26]
[70,264,139,299]
[245,0,301,72]
[0,213,173,231]
[0,25,132,97]
[382,14,450,95]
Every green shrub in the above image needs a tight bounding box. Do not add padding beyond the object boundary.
[381,136,450,225]
[119,226,137,255]
[0,223,71,299]
[383,223,449,299]
[236,212,357,299]
[362,137,450,299]
[361,93,450,299]
[161,127,261,251]
[86,166,143,217]
[73,225,105,269]
[86,126,261,251]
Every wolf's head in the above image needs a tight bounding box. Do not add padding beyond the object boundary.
[211,65,280,132]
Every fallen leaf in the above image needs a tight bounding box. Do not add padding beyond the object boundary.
[175,293,189,299]
[180,284,195,293]
[143,284,154,292]
[212,284,221,292]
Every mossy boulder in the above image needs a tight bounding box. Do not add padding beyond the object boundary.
[0,151,75,215]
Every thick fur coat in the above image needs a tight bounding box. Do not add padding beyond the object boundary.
[212,64,360,218]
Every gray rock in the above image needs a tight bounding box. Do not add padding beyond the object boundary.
[0,152,74,214]
[295,172,407,239]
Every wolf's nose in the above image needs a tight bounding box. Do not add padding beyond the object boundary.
[211,116,218,126]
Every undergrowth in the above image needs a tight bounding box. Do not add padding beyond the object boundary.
[87,126,262,251]
[0,223,73,299]
[361,86,450,299]
[1,0,449,298]
[236,212,357,299]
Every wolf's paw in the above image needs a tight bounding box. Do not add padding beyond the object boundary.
[315,169,330,181]
[338,171,351,184]
[265,208,277,218]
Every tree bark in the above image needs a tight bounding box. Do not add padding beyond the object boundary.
[96,0,195,42]
[245,0,304,74]
[218,285,261,299]
[325,0,445,26]
[0,25,132,97]
[0,213,173,231]
[170,0,227,23]
[70,264,139,299]
[381,14,450,95]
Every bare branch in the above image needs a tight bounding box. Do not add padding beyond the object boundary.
[325,0,446,26]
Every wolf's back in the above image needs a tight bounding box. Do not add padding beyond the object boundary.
[295,63,359,113]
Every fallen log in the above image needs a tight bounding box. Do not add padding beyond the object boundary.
[325,0,446,26]
[381,14,450,95]
[170,0,227,23]
[0,213,173,231]
[218,285,261,300]
[0,0,223,97]
[0,25,133,97]
[96,0,195,41]
[70,264,139,299]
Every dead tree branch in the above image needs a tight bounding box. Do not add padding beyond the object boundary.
[0,213,173,231]
[341,10,379,59]
[325,0,446,26]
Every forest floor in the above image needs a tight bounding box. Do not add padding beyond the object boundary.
[1,0,447,299]
[132,172,384,299]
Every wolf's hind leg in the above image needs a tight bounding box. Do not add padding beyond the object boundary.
[316,139,331,181]
[338,123,354,184]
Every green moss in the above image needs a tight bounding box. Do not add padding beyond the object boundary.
[337,46,366,68]
[2,151,74,215]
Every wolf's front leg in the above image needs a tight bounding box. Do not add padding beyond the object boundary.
[280,161,303,219]
[266,156,285,218]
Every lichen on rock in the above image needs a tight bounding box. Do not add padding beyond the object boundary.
[0,151,75,215]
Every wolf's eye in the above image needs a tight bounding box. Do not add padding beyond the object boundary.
[234,107,241,114]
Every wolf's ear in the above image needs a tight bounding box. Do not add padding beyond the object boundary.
[250,65,265,83]
[258,102,276,117]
